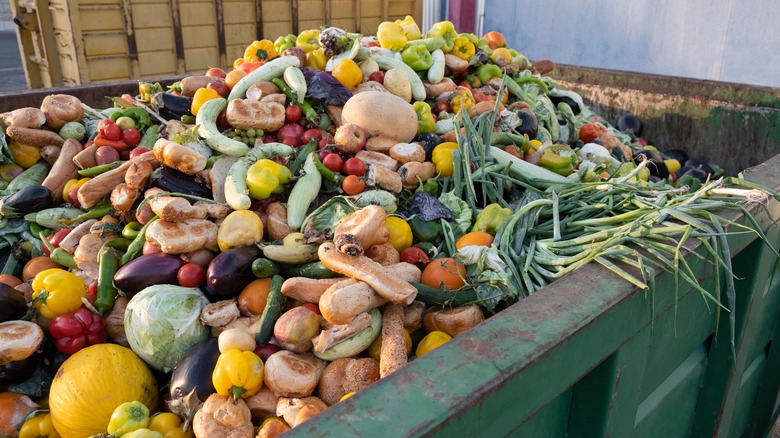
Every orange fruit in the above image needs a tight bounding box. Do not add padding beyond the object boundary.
[420,257,466,290]
[237,278,272,316]
[0,274,22,288]
[225,69,247,90]
[455,231,494,250]
[22,257,62,282]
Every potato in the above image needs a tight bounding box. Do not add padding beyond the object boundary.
[341,91,418,143]
[95,146,120,165]
[382,69,412,102]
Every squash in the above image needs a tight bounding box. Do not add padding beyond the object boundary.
[341,91,418,143]
[49,344,158,438]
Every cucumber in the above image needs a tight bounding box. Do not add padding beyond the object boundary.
[283,66,307,105]
[228,56,302,101]
[371,55,426,102]
[224,143,294,210]
[251,257,280,278]
[255,274,285,345]
[411,282,481,308]
[278,261,339,279]
[427,49,445,84]
[196,98,249,157]
[287,153,322,230]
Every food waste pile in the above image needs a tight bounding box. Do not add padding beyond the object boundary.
[0,16,775,438]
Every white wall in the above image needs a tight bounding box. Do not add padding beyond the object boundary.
[483,0,780,88]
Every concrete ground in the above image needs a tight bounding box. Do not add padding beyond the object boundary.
[0,30,28,93]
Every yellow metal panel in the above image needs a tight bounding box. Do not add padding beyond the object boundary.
[83,33,127,56]
[264,1,292,21]
[361,0,381,17]
[225,24,255,45]
[77,7,125,32]
[388,1,412,19]
[299,0,324,20]
[135,28,176,52]
[331,0,354,18]
[129,4,172,27]
[87,57,131,81]
[182,25,217,47]
[224,3,254,24]
[138,51,178,76]
[179,3,218,27]
[184,47,219,71]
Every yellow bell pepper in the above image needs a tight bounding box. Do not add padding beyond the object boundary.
[31,268,87,320]
[9,140,40,168]
[19,411,60,438]
[331,58,363,90]
[416,330,452,357]
[426,20,458,52]
[306,48,327,70]
[377,21,407,51]
[395,15,422,41]
[246,158,291,200]
[190,87,221,116]
[451,36,475,60]
[296,29,320,53]
[243,39,277,63]
[107,401,151,437]
[491,47,512,67]
[212,349,264,401]
[148,413,194,438]
[217,210,264,252]
[385,216,413,252]
[62,177,90,200]
[431,142,459,177]
[450,87,475,114]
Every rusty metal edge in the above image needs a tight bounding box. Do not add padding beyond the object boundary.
[170,0,186,75]
[255,0,264,39]
[214,0,227,70]
[119,0,140,79]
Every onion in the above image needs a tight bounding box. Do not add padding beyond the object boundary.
[263,351,325,397]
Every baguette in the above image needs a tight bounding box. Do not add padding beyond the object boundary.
[280,277,346,303]
[42,139,81,202]
[226,99,285,131]
[380,303,407,378]
[5,126,65,148]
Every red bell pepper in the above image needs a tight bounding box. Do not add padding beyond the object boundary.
[93,134,130,151]
[49,308,107,355]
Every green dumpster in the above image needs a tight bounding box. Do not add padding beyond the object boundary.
[1,66,779,437]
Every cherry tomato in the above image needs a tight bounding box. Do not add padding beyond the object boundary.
[434,100,451,114]
[302,129,323,144]
[285,104,303,123]
[579,123,607,143]
[206,67,227,79]
[342,174,366,195]
[98,119,121,141]
[321,152,343,173]
[368,71,384,84]
[342,157,365,176]
[129,147,149,158]
[121,128,141,146]
[177,263,206,287]
[46,228,71,256]
[281,136,301,148]
[86,279,98,305]
[208,81,230,97]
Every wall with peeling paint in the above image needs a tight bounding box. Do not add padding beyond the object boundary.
[483,0,780,88]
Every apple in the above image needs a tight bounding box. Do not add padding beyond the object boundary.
[334,123,367,154]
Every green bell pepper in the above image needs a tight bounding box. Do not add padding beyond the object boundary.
[426,21,458,53]
[472,203,512,236]
[408,215,443,244]
[477,64,502,85]
[274,34,297,54]
[412,101,435,134]
[539,145,577,176]
[401,44,434,71]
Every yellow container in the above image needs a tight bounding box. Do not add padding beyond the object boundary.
[9,0,422,88]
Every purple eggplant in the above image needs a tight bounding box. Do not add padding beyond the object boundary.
[206,246,260,297]
[168,337,219,425]
[114,253,184,295]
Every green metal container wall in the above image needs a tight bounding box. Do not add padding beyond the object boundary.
[1,65,779,437]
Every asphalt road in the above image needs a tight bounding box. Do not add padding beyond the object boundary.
[0,30,28,92]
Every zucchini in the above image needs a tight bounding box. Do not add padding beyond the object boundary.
[255,274,285,345]
[411,282,481,308]
[283,66,307,105]
[251,257,280,278]
[224,143,294,210]
[427,49,446,84]
[278,261,339,279]
[372,55,426,102]
[196,98,249,157]
[0,185,55,219]
[25,207,84,230]
[3,162,50,195]
[228,56,302,101]
[286,153,322,230]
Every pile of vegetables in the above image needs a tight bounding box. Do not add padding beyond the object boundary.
[0,16,777,437]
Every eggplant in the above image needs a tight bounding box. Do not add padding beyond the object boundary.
[206,246,261,298]
[0,185,55,218]
[663,149,689,164]
[678,167,710,183]
[151,92,193,121]
[633,149,669,179]
[152,167,212,199]
[415,133,442,162]
[684,159,716,177]
[0,283,27,323]
[515,109,538,139]
[549,95,581,115]
[617,114,643,137]
[168,337,219,422]
[114,253,185,295]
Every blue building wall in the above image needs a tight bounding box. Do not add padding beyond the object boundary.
[483,0,780,88]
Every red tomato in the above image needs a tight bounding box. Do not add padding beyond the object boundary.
[206,67,227,79]
[238,61,264,74]
[579,123,606,143]
[457,81,473,91]
[129,146,149,158]
[342,157,365,176]
[434,100,451,114]
[178,263,206,287]
[368,71,384,84]
[46,228,71,255]
[281,136,301,148]
[285,105,303,123]
[317,138,330,150]
[121,128,141,146]
[98,119,121,141]
[208,82,230,97]
[342,174,366,195]
[400,247,430,270]
[321,153,343,172]
[302,129,323,144]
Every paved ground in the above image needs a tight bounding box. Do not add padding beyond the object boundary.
[0,30,28,92]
